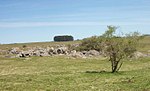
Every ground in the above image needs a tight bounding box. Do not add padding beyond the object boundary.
[0,56,150,91]
[0,36,150,91]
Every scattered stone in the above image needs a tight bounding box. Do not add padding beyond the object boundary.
[2,44,149,59]
[9,47,21,54]
[133,51,147,59]
[17,51,32,57]
[69,50,86,58]
[4,46,101,58]
[87,50,100,56]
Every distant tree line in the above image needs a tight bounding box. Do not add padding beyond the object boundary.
[54,35,74,42]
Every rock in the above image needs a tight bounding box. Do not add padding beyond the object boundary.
[17,51,32,57]
[80,50,100,57]
[133,51,147,59]
[7,44,103,58]
[87,50,100,56]
[56,47,68,54]
[39,52,50,57]
[32,51,41,56]
[82,51,88,55]
[69,50,86,58]
[32,48,50,57]
[47,47,57,55]
[9,47,21,54]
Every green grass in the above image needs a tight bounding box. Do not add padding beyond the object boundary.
[0,36,150,90]
[0,36,149,52]
[138,36,150,52]
[0,56,150,91]
[0,40,81,50]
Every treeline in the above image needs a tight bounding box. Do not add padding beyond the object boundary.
[54,35,74,42]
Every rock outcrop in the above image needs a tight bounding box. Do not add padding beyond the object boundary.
[1,45,149,59]
[132,51,148,59]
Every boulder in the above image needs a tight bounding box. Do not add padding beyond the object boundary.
[39,52,50,57]
[47,47,54,55]
[81,50,100,57]
[32,48,50,57]
[87,50,100,56]
[17,51,32,57]
[9,47,21,54]
[69,50,86,58]
[56,47,68,54]
[32,51,41,56]
[133,51,147,59]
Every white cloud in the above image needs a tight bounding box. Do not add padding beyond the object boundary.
[0,13,97,21]
[0,21,149,28]
[0,22,98,28]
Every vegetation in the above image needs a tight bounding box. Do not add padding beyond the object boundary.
[75,36,102,51]
[102,26,141,73]
[77,26,141,73]
[0,26,150,90]
[0,56,150,91]
[54,35,74,42]
[0,40,80,50]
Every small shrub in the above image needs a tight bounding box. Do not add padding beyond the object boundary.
[75,36,102,51]
[22,45,27,48]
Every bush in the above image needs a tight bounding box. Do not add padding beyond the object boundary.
[22,45,27,48]
[54,35,74,42]
[75,36,102,51]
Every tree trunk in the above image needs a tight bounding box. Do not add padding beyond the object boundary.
[116,62,123,72]
[111,61,119,73]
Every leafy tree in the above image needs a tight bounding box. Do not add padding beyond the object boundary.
[77,25,141,73]
[101,26,140,73]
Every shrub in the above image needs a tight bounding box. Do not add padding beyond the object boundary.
[22,45,27,48]
[75,36,102,51]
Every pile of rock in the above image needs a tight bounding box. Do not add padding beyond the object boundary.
[3,46,150,59]
[132,51,147,59]
[6,46,102,58]
[8,47,21,54]
[68,50,101,58]
[15,46,70,57]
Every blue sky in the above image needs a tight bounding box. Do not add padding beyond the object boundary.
[0,0,150,44]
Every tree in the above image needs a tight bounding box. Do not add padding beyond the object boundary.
[101,26,140,73]
[77,25,141,73]
[54,35,74,42]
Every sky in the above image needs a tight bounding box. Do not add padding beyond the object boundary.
[0,0,150,44]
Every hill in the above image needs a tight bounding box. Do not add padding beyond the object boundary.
[0,36,150,90]
[0,35,149,53]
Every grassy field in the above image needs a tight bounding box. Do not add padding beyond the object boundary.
[138,36,150,53]
[0,36,150,91]
[0,56,150,91]
[0,36,149,52]
[0,40,81,50]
